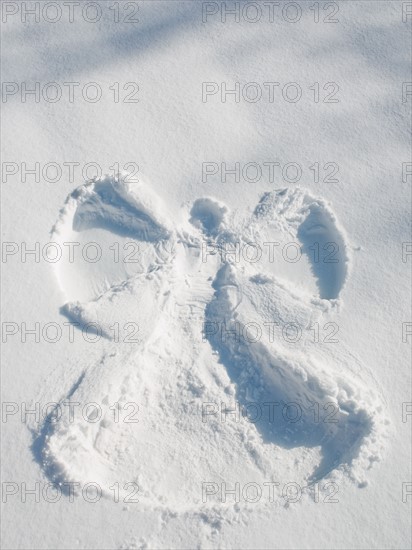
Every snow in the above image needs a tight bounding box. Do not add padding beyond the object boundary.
[1,1,411,549]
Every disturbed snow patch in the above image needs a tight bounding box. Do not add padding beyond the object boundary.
[33,177,388,510]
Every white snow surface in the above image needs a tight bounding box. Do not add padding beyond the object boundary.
[1,2,411,549]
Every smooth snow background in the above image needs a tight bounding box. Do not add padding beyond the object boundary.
[1,1,411,548]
